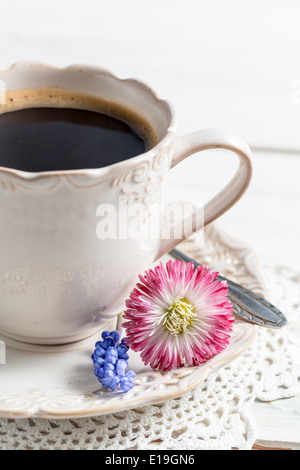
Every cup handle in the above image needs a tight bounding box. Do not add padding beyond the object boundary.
[156,128,252,259]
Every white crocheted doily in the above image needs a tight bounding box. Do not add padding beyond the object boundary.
[0,263,299,450]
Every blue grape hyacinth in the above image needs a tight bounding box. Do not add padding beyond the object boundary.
[91,331,136,393]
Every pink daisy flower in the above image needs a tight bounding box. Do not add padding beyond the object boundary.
[122,260,234,372]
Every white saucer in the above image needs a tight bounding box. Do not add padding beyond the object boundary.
[0,225,264,419]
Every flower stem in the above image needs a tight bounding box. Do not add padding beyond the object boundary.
[116,311,124,344]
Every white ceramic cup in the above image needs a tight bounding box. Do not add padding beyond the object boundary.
[0,63,252,345]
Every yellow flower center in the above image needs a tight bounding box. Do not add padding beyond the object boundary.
[163,296,196,335]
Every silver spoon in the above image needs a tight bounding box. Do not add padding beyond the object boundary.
[170,249,287,328]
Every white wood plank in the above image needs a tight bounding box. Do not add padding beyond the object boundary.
[0,0,300,149]
[166,149,300,271]
[250,395,300,448]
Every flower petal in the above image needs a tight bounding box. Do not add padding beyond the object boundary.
[123,261,234,371]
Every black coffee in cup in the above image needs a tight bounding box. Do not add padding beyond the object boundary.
[0,89,156,172]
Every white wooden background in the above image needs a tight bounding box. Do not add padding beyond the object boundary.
[0,0,299,449]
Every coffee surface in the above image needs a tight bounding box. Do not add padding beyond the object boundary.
[0,89,155,172]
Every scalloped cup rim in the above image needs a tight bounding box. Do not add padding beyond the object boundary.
[0,62,176,181]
